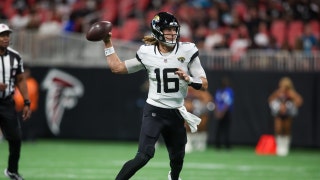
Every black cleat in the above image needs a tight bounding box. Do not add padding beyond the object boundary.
[4,169,24,180]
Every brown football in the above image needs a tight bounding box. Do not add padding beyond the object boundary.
[86,21,112,41]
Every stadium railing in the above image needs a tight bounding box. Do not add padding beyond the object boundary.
[9,30,320,72]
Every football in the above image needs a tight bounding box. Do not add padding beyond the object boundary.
[86,21,112,41]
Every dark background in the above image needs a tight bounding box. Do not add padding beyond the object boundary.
[26,67,320,148]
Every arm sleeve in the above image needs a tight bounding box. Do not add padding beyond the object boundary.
[189,57,206,78]
[124,58,144,74]
[188,57,206,90]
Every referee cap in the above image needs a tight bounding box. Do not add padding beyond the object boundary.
[0,24,12,34]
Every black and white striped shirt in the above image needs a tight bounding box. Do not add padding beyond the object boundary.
[0,47,24,99]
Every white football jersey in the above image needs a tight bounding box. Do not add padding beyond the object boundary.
[126,42,205,109]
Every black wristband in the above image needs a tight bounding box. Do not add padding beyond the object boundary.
[24,99,31,107]
[188,77,203,90]
[189,82,202,90]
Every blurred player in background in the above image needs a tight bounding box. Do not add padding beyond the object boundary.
[214,76,234,150]
[184,86,214,153]
[268,77,303,156]
[102,12,208,180]
[0,23,31,180]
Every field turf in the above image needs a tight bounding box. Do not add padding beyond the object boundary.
[0,139,319,180]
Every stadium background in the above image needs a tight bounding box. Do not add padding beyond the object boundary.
[0,0,319,148]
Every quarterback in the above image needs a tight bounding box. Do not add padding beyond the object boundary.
[102,12,208,180]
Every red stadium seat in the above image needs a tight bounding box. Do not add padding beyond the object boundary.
[111,26,122,39]
[146,10,157,25]
[137,0,150,11]
[101,0,118,24]
[3,0,16,19]
[270,20,286,47]
[288,20,303,48]
[309,20,320,39]
[121,18,141,41]
[119,0,135,19]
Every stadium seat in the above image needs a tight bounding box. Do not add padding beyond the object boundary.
[120,18,141,41]
[146,10,157,25]
[119,0,135,19]
[3,0,16,19]
[111,26,122,39]
[309,20,320,39]
[137,0,150,11]
[177,4,194,22]
[160,2,176,13]
[101,0,118,24]
[270,20,286,47]
[288,20,303,48]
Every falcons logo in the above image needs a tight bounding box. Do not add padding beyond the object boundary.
[42,69,84,135]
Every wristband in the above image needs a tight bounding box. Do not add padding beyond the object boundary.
[188,77,202,90]
[24,99,31,107]
[104,47,115,56]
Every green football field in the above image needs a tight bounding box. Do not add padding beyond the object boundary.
[0,139,319,180]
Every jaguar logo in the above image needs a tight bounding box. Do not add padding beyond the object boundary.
[177,57,185,63]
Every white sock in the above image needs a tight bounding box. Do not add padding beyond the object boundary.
[185,133,193,153]
[276,135,291,156]
[195,132,208,151]
[282,135,291,156]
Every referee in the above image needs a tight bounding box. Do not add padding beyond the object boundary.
[0,23,31,180]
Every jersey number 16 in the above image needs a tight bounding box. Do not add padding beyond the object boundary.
[155,68,179,93]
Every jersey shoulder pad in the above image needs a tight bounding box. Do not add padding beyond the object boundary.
[137,44,154,60]
[179,42,198,52]
[178,42,198,58]
[138,44,154,54]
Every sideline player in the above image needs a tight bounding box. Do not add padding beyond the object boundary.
[102,12,208,180]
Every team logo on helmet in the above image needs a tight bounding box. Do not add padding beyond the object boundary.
[153,15,160,22]
[152,15,161,32]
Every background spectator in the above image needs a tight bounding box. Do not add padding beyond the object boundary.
[214,76,234,150]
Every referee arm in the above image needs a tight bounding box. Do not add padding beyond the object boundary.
[15,73,31,120]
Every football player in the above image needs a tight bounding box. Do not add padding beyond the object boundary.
[103,12,208,180]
